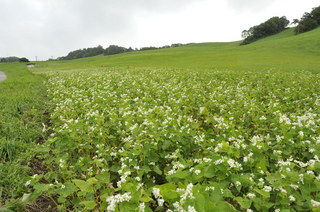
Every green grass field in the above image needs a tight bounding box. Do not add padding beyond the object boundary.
[35,27,320,73]
[0,64,47,211]
[1,27,320,211]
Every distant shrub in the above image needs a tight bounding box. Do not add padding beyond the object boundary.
[0,57,20,63]
[19,57,30,63]
[139,46,158,51]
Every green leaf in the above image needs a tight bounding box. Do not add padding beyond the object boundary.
[235,197,252,209]
[87,177,98,185]
[170,170,189,179]
[200,106,208,115]
[215,201,238,211]
[204,164,216,178]
[57,182,78,197]
[195,194,206,212]
[122,183,135,192]
[96,172,110,184]
[153,166,163,175]
[34,183,51,193]
[58,196,66,203]
[256,157,268,172]
[140,195,153,202]
[72,179,94,193]
[80,200,97,210]
[254,188,270,198]
[157,183,179,200]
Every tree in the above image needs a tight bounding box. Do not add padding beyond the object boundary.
[295,6,320,34]
[19,57,29,62]
[310,5,320,25]
[241,16,289,45]
[0,57,20,62]
[140,46,158,51]
[291,19,300,26]
[104,45,127,55]
[295,12,318,34]
[59,45,105,60]
[241,30,250,39]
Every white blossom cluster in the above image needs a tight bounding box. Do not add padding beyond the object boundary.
[106,192,132,211]
[32,68,320,211]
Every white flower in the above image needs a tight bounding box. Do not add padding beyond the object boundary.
[311,199,320,207]
[306,170,314,175]
[136,183,144,191]
[214,158,224,165]
[194,169,201,175]
[173,202,184,212]
[247,193,256,199]
[106,192,132,212]
[138,202,145,212]
[153,188,164,206]
[259,116,267,120]
[235,181,241,187]
[180,184,195,204]
[227,158,242,169]
[289,195,296,202]
[309,148,315,153]
[187,205,197,212]
[299,131,304,137]
[203,158,212,163]
[135,177,141,181]
[25,180,31,186]
[290,184,299,190]
[205,186,215,191]
[263,186,272,192]
[278,186,287,194]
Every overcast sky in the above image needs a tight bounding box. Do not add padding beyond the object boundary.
[0,0,319,61]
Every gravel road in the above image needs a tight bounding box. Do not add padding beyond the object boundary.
[0,71,7,82]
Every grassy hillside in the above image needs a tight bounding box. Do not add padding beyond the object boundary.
[35,27,320,73]
[0,63,47,210]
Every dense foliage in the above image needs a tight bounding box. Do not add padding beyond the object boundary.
[104,45,133,56]
[0,57,23,63]
[295,6,320,34]
[58,45,104,60]
[241,16,290,45]
[19,57,30,63]
[26,68,320,211]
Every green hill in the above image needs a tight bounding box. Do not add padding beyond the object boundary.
[36,27,320,73]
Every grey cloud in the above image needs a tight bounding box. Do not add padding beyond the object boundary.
[0,0,204,59]
[226,0,277,12]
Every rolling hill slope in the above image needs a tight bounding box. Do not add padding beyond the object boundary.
[37,27,320,72]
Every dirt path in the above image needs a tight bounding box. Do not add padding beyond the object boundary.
[0,71,7,82]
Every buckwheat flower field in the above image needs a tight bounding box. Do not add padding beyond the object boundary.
[28,68,320,211]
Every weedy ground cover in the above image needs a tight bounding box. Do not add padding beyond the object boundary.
[26,68,320,211]
[0,63,47,211]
